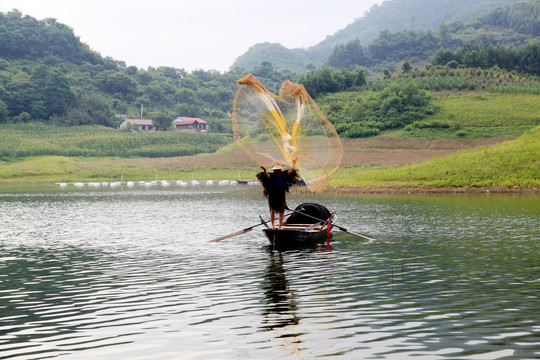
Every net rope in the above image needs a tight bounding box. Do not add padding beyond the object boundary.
[233,74,343,193]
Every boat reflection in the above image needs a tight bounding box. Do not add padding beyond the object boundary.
[260,250,299,331]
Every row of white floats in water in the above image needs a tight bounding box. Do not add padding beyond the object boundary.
[59,179,260,188]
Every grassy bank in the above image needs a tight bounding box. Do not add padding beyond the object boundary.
[0,154,258,184]
[332,125,540,188]
[0,127,537,191]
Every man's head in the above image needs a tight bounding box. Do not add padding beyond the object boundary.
[272,164,282,174]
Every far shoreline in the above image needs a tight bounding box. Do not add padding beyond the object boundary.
[323,184,539,195]
[1,132,537,195]
[0,181,538,195]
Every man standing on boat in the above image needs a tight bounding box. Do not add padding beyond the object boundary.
[257,158,298,229]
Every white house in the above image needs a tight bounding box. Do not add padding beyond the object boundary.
[118,119,154,131]
[173,117,210,133]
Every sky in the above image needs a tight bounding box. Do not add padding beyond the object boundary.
[1,0,384,72]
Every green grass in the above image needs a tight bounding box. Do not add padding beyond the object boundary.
[331,125,540,188]
[430,93,540,127]
[0,155,257,184]
[393,93,540,139]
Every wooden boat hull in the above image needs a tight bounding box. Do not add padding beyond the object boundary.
[263,226,330,248]
[262,203,334,249]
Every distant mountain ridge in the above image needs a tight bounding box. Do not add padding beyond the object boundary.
[231,0,524,73]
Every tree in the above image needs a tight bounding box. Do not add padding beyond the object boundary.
[486,44,516,70]
[5,71,54,120]
[431,47,455,66]
[79,93,114,126]
[175,88,196,104]
[152,111,172,131]
[142,83,165,103]
[31,65,75,119]
[446,60,459,68]
[401,59,413,73]
[253,61,274,79]
[120,121,140,132]
[298,65,338,96]
[463,49,486,68]
[0,99,8,123]
[51,93,113,126]
[0,59,9,70]
[328,39,367,69]
[175,103,200,118]
[98,72,137,96]
[438,23,452,47]
[518,42,540,76]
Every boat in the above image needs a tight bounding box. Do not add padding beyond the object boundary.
[262,203,334,248]
[209,202,373,246]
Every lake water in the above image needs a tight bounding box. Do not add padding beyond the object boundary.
[0,185,538,360]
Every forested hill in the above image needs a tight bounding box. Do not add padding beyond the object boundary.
[0,10,102,65]
[231,0,526,73]
[309,0,524,62]
[327,0,540,72]
[0,10,297,129]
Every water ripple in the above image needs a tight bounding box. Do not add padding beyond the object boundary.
[0,189,539,359]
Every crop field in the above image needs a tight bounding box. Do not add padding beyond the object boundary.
[394,93,540,139]
[372,68,540,94]
[0,123,232,158]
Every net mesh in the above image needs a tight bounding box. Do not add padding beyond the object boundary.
[233,74,343,193]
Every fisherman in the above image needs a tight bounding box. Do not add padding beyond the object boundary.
[257,158,298,229]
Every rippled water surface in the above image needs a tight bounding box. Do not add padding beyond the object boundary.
[0,186,539,359]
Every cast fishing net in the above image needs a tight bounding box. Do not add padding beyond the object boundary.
[233,74,343,193]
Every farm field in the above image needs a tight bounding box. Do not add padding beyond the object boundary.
[395,93,540,139]
[0,123,231,158]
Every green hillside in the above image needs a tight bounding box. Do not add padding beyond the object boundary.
[398,93,540,139]
[231,0,527,72]
[311,67,540,140]
[0,10,297,130]
[309,0,523,63]
[326,0,540,72]
[229,43,312,76]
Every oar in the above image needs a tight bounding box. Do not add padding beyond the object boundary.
[209,221,264,242]
[209,212,292,242]
[289,208,375,242]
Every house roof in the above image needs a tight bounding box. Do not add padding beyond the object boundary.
[123,119,153,125]
[173,117,208,125]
